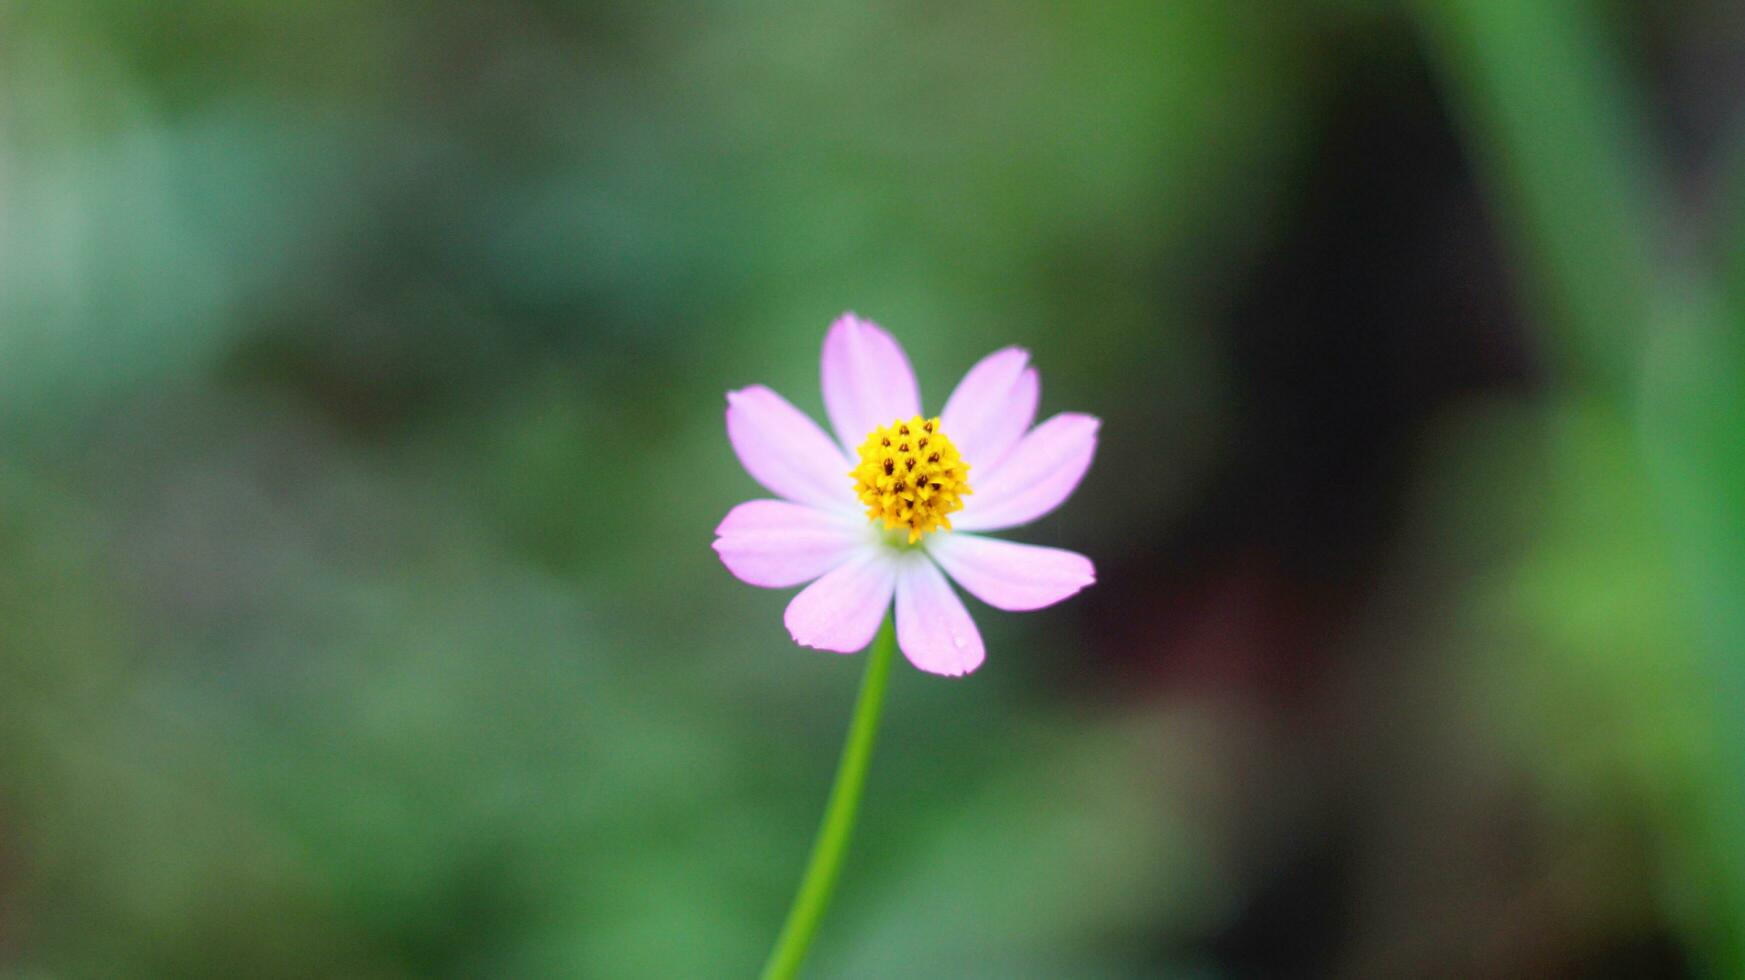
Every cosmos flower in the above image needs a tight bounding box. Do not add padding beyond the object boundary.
[714,314,1097,676]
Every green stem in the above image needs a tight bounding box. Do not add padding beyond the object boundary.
[759,616,897,980]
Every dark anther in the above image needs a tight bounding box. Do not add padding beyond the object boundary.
[883,459,894,475]
[919,438,929,449]
[931,482,941,490]
[906,459,916,471]
[899,424,910,435]
[881,436,891,447]
[923,420,934,432]
[928,452,940,463]
[898,443,909,452]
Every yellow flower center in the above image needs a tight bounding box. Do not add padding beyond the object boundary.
[850,416,972,543]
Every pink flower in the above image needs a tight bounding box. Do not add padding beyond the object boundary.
[714,314,1098,676]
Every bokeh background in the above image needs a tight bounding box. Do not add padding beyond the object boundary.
[5,1,1745,977]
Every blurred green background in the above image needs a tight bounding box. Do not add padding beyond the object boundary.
[4,1,1745,976]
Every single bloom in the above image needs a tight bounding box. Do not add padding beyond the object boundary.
[713,313,1098,676]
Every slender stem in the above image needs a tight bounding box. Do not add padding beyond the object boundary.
[759,616,897,980]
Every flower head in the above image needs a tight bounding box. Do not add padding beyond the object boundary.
[850,415,972,542]
[714,313,1097,676]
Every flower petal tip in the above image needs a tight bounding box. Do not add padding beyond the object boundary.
[725,385,858,510]
[900,647,983,678]
[828,310,874,330]
[927,535,1096,611]
[783,554,898,653]
[821,312,921,452]
[951,412,1099,532]
[784,623,862,655]
[894,559,985,676]
[711,509,737,537]
[714,499,868,588]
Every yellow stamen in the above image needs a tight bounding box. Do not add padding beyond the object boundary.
[849,416,971,543]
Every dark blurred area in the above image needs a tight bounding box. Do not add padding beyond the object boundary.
[4,1,1745,977]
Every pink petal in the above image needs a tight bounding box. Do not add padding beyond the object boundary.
[821,313,922,453]
[940,347,1039,470]
[894,557,985,677]
[714,500,869,588]
[953,413,1099,532]
[784,549,897,653]
[926,533,1095,611]
[726,385,857,511]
